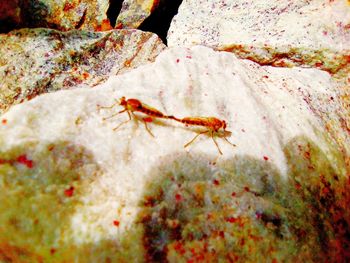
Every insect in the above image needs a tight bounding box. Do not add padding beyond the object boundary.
[98,96,169,137]
[169,116,236,155]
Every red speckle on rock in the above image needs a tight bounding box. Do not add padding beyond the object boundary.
[63,2,75,11]
[226,217,238,223]
[115,23,123,29]
[64,186,75,197]
[2,119,7,124]
[304,151,311,159]
[240,239,245,246]
[16,155,33,168]
[113,220,120,227]
[213,179,220,185]
[97,19,113,31]
[244,186,250,192]
[186,55,192,59]
[82,72,90,79]
[174,242,186,255]
[175,193,182,202]
[48,145,55,151]
[255,211,263,219]
[231,192,236,197]
[176,59,180,63]
[50,248,56,255]
[263,156,269,161]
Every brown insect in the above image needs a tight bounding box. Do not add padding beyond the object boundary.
[169,116,236,155]
[98,96,169,137]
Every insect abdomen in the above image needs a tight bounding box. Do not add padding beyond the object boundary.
[141,108,164,117]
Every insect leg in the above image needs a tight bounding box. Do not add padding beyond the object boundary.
[211,131,223,155]
[142,118,155,137]
[184,130,209,148]
[112,110,131,131]
[103,109,127,121]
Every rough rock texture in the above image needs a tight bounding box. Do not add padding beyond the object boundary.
[0,28,166,114]
[115,0,159,29]
[0,0,112,32]
[167,0,350,77]
[0,46,349,262]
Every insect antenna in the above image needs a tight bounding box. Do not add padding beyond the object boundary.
[221,127,236,148]
[222,136,236,148]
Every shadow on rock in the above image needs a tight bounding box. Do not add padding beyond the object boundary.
[136,135,350,262]
[1,135,349,262]
[0,140,102,262]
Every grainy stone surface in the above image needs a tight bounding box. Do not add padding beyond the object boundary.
[0,28,166,114]
[0,46,349,262]
[115,0,159,29]
[168,0,350,76]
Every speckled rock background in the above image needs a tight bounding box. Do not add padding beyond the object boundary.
[0,0,349,262]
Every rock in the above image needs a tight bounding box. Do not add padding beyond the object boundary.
[115,0,159,29]
[0,0,112,32]
[167,0,350,77]
[0,28,166,114]
[0,46,349,261]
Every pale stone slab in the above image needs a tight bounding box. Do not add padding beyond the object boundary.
[168,0,350,76]
[0,46,348,261]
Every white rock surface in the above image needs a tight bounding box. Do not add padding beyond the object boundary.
[0,46,348,260]
[168,0,350,74]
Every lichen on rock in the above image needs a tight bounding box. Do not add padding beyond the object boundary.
[0,0,112,32]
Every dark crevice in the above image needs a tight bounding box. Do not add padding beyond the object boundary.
[106,0,123,28]
[138,0,183,45]
[75,8,87,29]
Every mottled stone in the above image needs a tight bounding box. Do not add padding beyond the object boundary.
[115,0,159,29]
[0,0,112,32]
[0,28,166,114]
[0,46,349,261]
[168,0,350,76]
